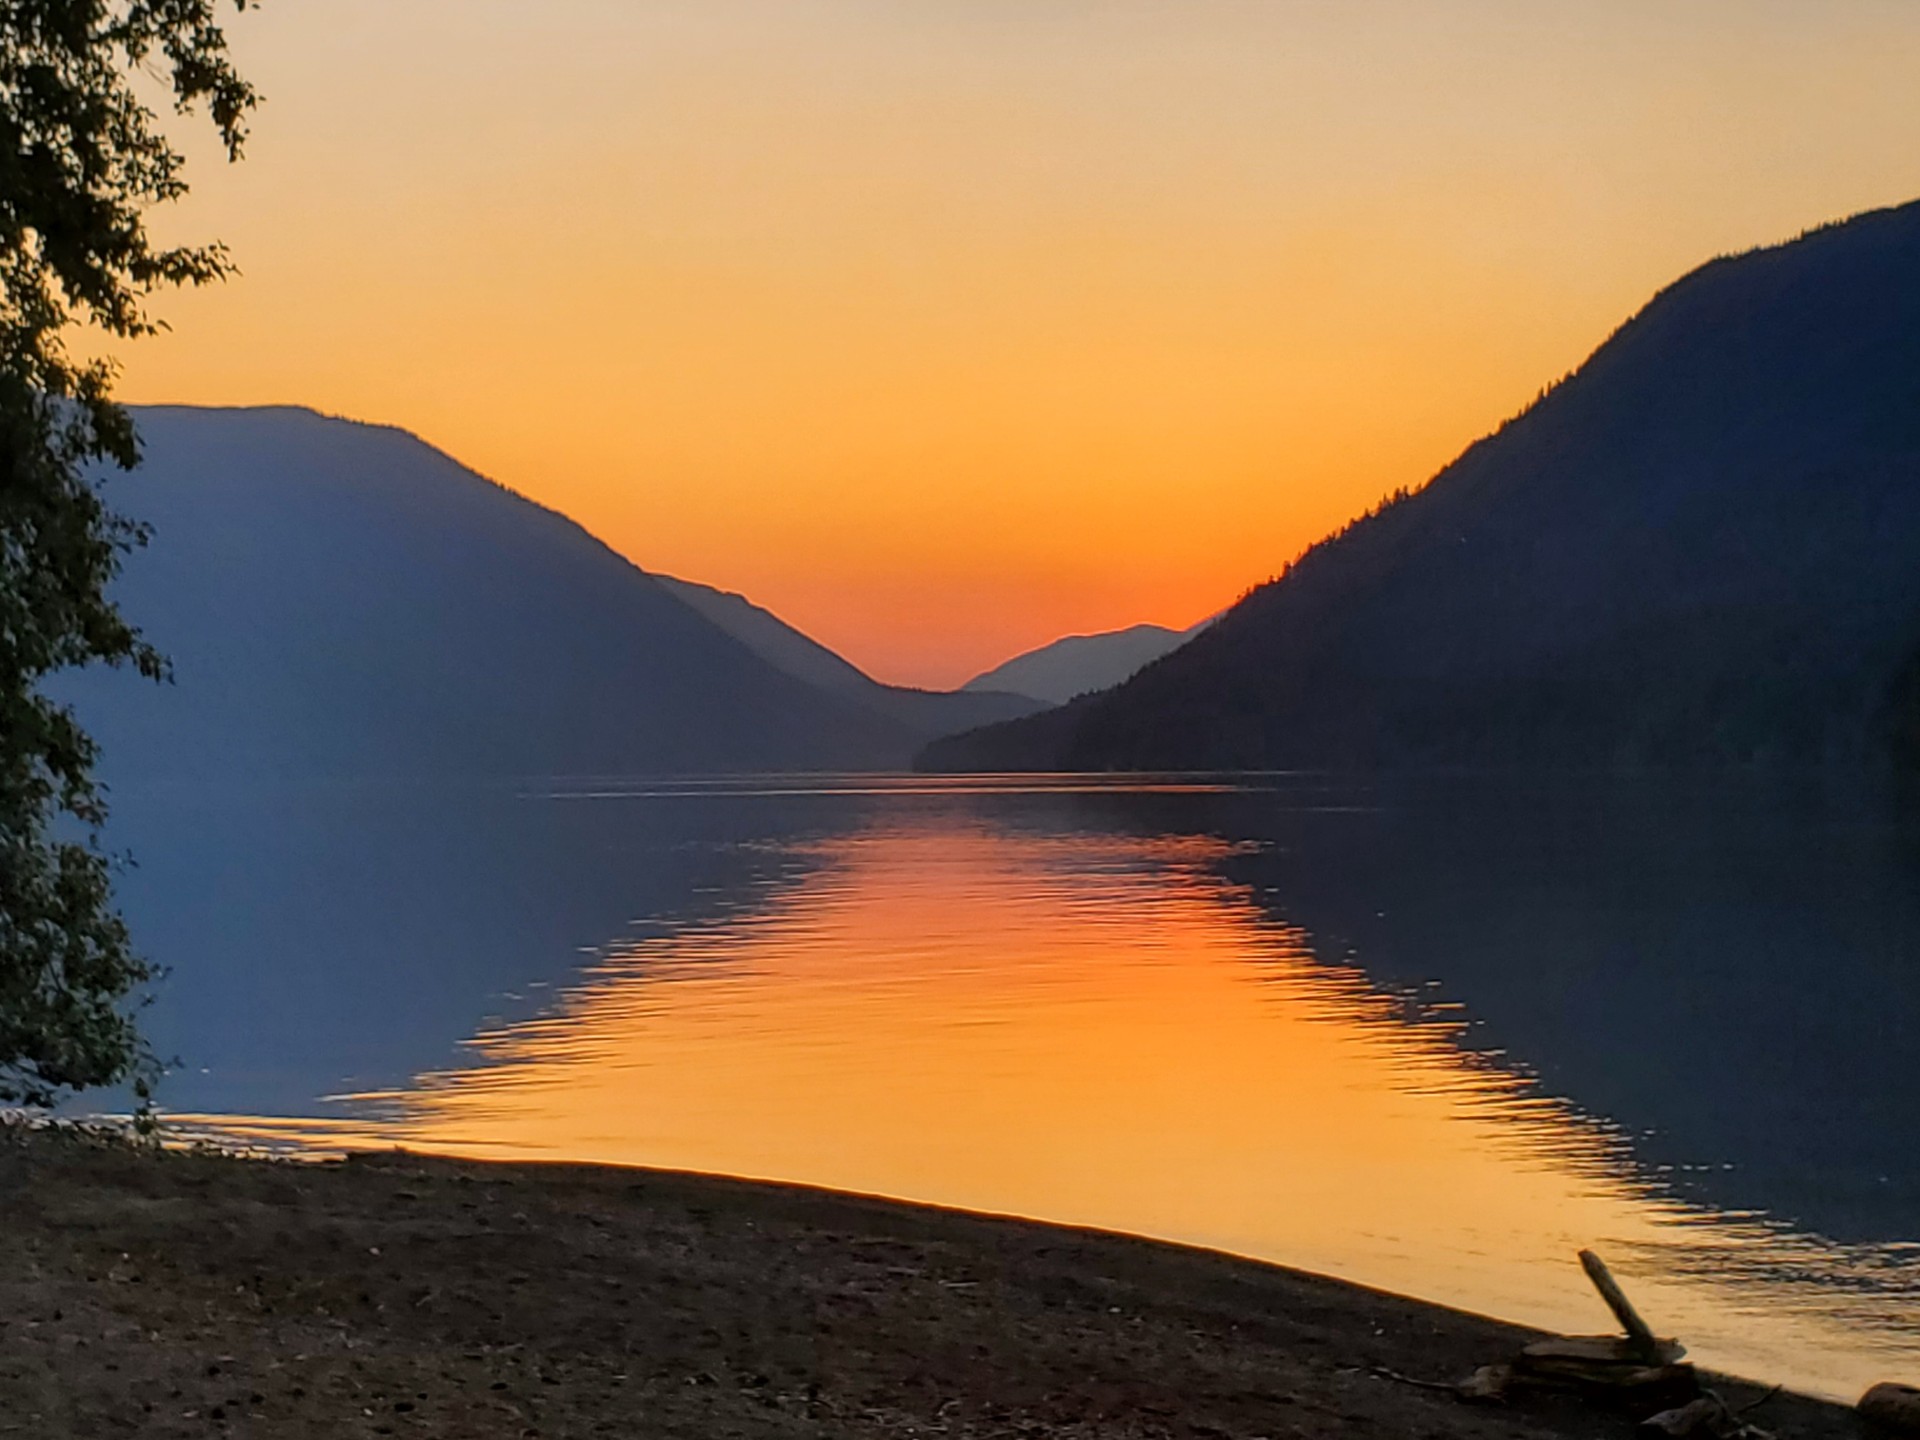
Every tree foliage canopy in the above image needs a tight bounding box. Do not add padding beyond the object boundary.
[1,0,255,1107]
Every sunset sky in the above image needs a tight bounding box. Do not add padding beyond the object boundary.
[119,1,1920,687]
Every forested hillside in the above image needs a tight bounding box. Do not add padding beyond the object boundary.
[924,201,1920,773]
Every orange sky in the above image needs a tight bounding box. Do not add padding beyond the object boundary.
[117,1,1920,687]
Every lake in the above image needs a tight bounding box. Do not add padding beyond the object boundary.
[100,773,1919,1401]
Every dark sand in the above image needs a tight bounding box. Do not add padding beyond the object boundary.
[0,1131,1861,1439]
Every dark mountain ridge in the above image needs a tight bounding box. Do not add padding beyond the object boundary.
[59,407,987,780]
[923,199,1920,772]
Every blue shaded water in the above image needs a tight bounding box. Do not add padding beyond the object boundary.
[97,773,1920,1399]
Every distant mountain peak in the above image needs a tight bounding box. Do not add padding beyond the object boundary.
[961,620,1210,707]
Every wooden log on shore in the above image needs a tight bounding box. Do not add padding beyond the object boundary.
[1579,1249,1664,1366]
[1451,1252,1697,1412]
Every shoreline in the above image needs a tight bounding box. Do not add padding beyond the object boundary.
[1,1132,1863,1439]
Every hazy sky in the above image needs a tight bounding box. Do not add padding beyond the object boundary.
[121,1,1920,686]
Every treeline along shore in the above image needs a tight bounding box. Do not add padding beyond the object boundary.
[1,1131,1858,1440]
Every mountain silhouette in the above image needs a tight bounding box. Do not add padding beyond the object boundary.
[656,575,1045,739]
[961,621,1208,706]
[58,407,1006,779]
[923,200,1920,773]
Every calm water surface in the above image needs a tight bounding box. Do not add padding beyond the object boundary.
[107,775,1919,1401]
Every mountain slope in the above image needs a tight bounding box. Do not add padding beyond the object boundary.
[656,575,1047,738]
[60,407,922,779]
[923,200,1920,773]
[961,622,1206,706]
[655,575,880,699]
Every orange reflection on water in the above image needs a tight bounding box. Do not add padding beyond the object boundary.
[212,816,1917,1400]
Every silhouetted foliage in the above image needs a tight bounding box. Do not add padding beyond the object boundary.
[923,200,1920,775]
[1,1,256,1107]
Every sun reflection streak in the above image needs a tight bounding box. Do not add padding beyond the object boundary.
[180,813,1920,1400]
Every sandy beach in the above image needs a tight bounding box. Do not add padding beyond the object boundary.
[0,1129,1865,1439]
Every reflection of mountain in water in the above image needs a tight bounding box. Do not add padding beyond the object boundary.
[108,782,868,1116]
[1163,777,1920,1247]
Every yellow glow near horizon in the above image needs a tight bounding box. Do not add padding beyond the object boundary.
[116,1,1920,685]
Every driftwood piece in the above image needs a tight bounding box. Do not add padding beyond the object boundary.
[1521,1336,1687,1370]
[1370,1365,1462,1396]
[1861,1383,1920,1435]
[1641,1393,1777,1439]
[1580,1249,1663,1365]
[1518,1357,1698,1395]
[1457,1364,1513,1403]
[1447,1251,1698,1413]
[1512,1323,1698,1411]
[1642,1395,1737,1437]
